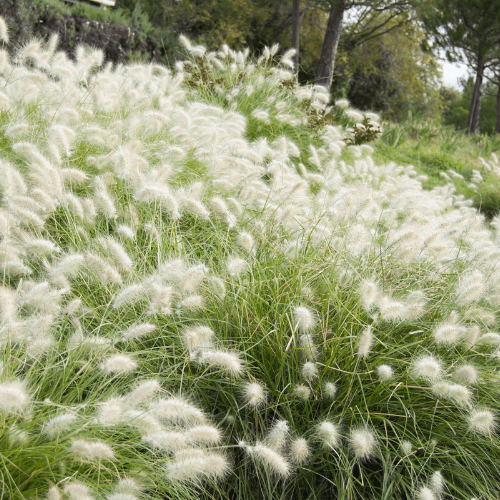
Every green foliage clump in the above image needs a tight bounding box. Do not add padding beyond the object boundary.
[443,78,500,136]
[33,0,132,26]
[77,5,128,27]
[345,116,382,146]
[374,115,500,216]
[183,56,232,92]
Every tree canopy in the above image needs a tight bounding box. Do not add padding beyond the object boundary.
[420,0,500,133]
[338,11,443,120]
[112,0,500,133]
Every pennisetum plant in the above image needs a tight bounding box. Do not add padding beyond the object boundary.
[0,15,499,500]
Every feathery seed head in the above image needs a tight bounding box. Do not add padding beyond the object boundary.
[243,442,291,477]
[113,284,145,308]
[430,470,445,495]
[167,449,229,482]
[280,48,296,69]
[98,237,133,274]
[400,440,412,455]
[294,384,311,401]
[293,306,316,333]
[113,478,142,495]
[226,257,249,277]
[465,325,481,347]
[150,397,206,425]
[46,486,62,500]
[179,295,204,310]
[467,408,496,436]
[323,381,337,399]
[207,276,226,298]
[377,364,394,381]
[8,424,29,448]
[302,361,318,381]
[182,196,210,220]
[0,286,18,323]
[106,494,138,500]
[290,437,310,464]
[43,413,78,438]
[85,253,122,285]
[434,321,460,345]
[317,421,341,448]
[349,427,377,460]
[265,420,289,452]
[416,486,437,500]
[299,333,318,361]
[345,109,364,123]
[360,279,380,312]
[142,431,187,452]
[122,409,162,434]
[63,482,92,500]
[242,382,266,407]
[178,263,208,293]
[71,439,115,461]
[237,232,255,254]
[64,298,82,316]
[96,397,125,425]
[378,297,406,322]
[210,196,230,216]
[0,380,30,412]
[430,381,450,399]
[477,332,500,346]
[403,290,427,320]
[186,425,221,444]
[146,284,174,316]
[183,325,215,352]
[125,379,161,407]
[453,365,478,385]
[357,325,374,357]
[117,225,135,240]
[198,350,243,376]
[94,178,117,219]
[412,355,443,380]
[101,354,138,374]
[0,16,9,43]
[122,323,156,341]
[456,269,486,305]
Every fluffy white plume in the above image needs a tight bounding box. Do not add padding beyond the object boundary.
[43,413,78,438]
[0,380,30,412]
[70,439,115,461]
[293,306,316,333]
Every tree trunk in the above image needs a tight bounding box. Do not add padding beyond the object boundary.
[496,78,500,134]
[316,0,345,91]
[292,0,300,77]
[467,51,484,134]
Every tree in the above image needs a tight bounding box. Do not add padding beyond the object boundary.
[313,0,414,91]
[335,11,443,120]
[484,68,500,135]
[420,0,500,134]
[291,0,300,75]
[485,48,500,134]
[443,77,499,135]
[497,75,500,134]
[158,0,293,52]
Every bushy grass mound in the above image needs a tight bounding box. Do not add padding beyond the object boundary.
[375,117,500,217]
[1,23,500,500]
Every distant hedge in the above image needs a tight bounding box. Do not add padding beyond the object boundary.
[0,0,182,66]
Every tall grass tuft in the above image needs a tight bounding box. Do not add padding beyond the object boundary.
[0,17,500,500]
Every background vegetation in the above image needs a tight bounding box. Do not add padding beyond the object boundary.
[3,1,499,135]
[1,3,500,499]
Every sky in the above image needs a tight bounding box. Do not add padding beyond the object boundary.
[440,60,469,90]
